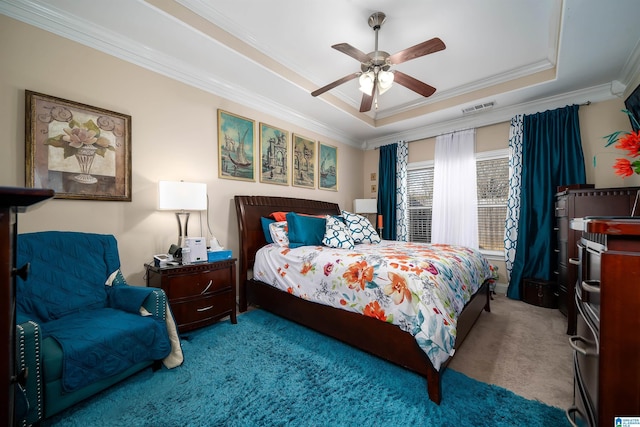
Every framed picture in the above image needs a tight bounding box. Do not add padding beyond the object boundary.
[318,142,338,191]
[292,134,316,189]
[259,123,290,185]
[218,110,255,181]
[25,90,132,201]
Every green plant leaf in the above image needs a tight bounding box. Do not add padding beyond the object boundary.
[604,131,629,147]
[45,134,66,148]
[63,144,76,159]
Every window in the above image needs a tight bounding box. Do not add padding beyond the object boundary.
[407,162,433,243]
[407,149,509,253]
[476,151,509,253]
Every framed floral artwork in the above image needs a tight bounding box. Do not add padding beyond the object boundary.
[25,90,132,201]
[259,123,290,185]
[318,142,338,191]
[218,110,255,181]
[292,134,316,189]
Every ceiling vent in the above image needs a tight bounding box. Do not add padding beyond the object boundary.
[462,101,495,115]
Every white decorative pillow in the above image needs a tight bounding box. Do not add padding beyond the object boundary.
[322,215,355,249]
[341,211,381,244]
[269,221,289,247]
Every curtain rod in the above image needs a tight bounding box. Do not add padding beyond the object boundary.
[374,100,593,148]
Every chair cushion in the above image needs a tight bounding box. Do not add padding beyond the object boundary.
[41,308,171,392]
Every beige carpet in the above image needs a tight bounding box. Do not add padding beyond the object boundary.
[448,293,573,409]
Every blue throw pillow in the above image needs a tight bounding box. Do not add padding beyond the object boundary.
[260,217,275,243]
[286,212,326,248]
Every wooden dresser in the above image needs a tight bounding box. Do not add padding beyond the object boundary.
[567,217,640,427]
[1,187,54,426]
[554,186,639,335]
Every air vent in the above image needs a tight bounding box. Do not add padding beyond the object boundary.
[462,101,495,114]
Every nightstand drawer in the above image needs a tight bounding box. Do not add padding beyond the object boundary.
[167,268,233,299]
[170,291,234,330]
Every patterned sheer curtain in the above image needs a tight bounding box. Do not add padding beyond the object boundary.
[431,129,479,248]
[377,141,409,240]
[504,115,524,282]
[395,141,409,241]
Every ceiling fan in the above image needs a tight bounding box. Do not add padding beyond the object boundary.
[311,11,446,113]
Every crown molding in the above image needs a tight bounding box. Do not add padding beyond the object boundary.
[373,59,555,120]
[0,0,361,148]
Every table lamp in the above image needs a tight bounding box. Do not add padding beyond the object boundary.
[354,198,377,222]
[158,181,207,247]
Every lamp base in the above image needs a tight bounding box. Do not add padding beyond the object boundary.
[175,211,190,247]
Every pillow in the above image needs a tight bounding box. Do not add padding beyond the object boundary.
[341,210,381,244]
[286,212,326,248]
[260,217,275,243]
[323,215,355,249]
[269,221,289,247]
[269,211,288,222]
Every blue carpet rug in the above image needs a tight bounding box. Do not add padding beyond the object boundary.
[44,309,568,426]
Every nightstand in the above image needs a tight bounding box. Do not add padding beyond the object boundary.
[145,259,237,332]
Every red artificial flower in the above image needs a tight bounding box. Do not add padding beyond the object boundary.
[613,158,634,177]
[615,131,640,157]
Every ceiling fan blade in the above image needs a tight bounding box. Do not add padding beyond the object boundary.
[393,71,437,97]
[388,37,446,65]
[332,43,371,64]
[311,72,360,97]
[359,91,374,113]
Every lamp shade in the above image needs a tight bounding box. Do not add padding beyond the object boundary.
[158,181,207,211]
[358,71,375,96]
[353,198,377,214]
[377,70,394,95]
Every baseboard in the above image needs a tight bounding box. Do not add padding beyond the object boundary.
[494,282,508,295]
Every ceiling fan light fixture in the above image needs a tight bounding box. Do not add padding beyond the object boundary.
[377,70,394,94]
[359,71,375,95]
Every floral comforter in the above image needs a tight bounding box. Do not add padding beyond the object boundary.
[253,240,495,371]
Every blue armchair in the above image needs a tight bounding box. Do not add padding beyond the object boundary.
[15,231,181,425]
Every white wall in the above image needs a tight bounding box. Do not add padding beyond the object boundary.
[0,16,363,285]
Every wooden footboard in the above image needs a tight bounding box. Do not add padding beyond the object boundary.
[234,195,491,404]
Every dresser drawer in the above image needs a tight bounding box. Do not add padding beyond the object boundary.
[166,267,233,299]
[171,291,234,331]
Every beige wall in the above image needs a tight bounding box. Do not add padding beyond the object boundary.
[0,16,363,284]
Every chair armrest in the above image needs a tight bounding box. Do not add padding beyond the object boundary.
[106,269,166,319]
[15,320,43,426]
[142,288,168,320]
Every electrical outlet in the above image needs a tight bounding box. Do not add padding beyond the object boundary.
[370,173,377,181]
[371,184,377,193]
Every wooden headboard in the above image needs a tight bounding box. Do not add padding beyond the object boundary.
[233,195,341,311]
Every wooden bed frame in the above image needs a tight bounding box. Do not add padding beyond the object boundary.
[234,195,491,404]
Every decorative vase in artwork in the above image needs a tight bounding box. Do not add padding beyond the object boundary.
[73,145,98,184]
